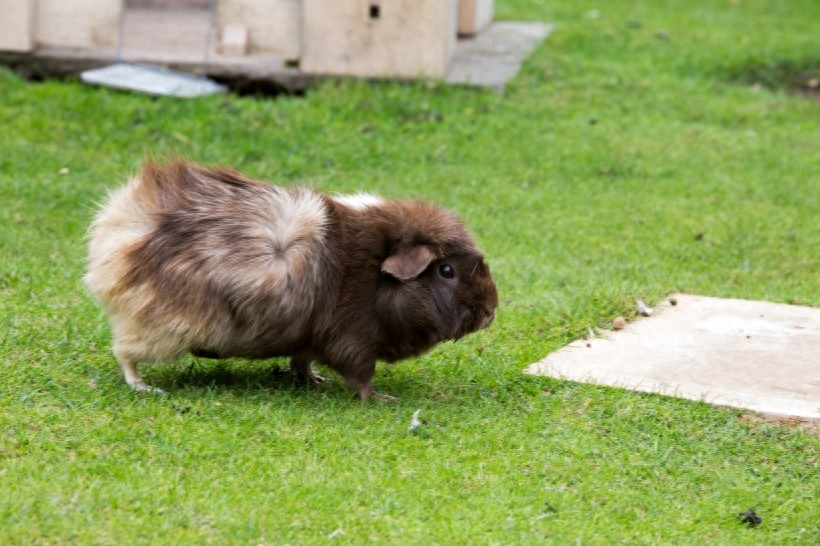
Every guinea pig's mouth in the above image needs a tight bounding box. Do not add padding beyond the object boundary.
[452,308,495,340]
[479,311,495,330]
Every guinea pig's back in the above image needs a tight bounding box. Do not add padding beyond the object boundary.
[86,161,335,359]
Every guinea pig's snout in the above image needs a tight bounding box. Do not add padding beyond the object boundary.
[479,309,495,330]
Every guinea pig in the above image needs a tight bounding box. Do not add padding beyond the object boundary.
[85,159,498,400]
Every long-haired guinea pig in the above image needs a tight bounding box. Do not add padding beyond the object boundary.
[85,159,498,400]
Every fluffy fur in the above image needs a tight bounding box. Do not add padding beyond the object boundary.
[85,160,498,400]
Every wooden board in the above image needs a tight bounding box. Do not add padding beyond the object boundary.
[458,0,494,37]
[0,0,36,52]
[37,0,120,49]
[217,0,301,59]
[301,0,457,79]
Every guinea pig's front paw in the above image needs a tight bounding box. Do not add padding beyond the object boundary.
[294,369,326,386]
[290,358,325,386]
[358,384,397,403]
[344,374,395,402]
[306,369,326,386]
[372,392,397,403]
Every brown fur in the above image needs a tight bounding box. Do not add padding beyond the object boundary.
[85,159,498,400]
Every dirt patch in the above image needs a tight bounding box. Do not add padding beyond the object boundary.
[794,79,820,102]
[738,412,820,437]
[729,58,820,102]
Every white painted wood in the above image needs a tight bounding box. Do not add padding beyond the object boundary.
[458,0,493,37]
[217,0,301,59]
[0,0,36,52]
[37,0,121,49]
[220,24,249,56]
[301,0,458,79]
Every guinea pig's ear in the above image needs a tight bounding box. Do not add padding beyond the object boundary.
[381,245,436,281]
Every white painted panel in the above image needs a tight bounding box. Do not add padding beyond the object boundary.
[217,0,300,59]
[458,0,493,36]
[37,0,121,49]
[0,0,35,52]
[302,0,457,79]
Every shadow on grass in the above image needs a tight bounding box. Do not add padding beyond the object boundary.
[134,356,512,404]
[723,57,820,99]
[140,357,422,401]
[142,358,335,397]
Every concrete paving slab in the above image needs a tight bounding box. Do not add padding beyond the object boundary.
[81,63,227,97]
[446,21,554,90]
[525,294,820,419]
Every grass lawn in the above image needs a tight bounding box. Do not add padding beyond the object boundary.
[1,0,818,543]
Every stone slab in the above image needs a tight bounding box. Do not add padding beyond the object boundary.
[525,294,820,419]
[446,21,553,90]
[80,63,227,98]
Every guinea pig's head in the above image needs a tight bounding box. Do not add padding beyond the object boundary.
[372,203,498,358]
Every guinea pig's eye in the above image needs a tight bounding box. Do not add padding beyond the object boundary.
[438,263,455,279]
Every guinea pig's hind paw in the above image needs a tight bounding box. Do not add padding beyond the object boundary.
[132,382,166,395]
[307,370,326,385]
[293,367,325,386]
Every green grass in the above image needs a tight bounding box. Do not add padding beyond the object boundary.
[1,0,819,543]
